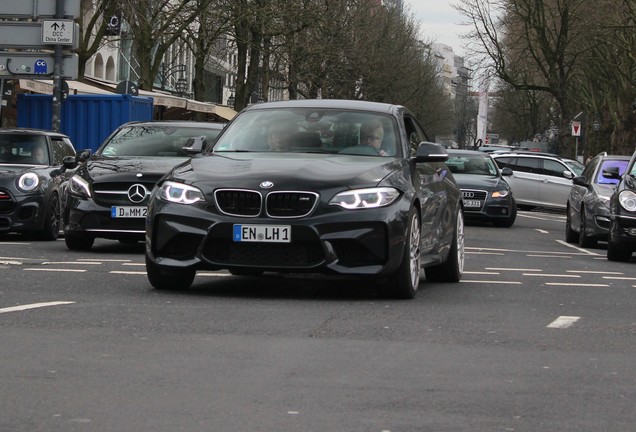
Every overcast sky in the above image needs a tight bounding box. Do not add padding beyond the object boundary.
[405,0,466,56]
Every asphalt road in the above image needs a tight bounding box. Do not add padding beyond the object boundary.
[1,209,635,432]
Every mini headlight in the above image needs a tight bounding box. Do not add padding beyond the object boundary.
[329,187,400,209]
[17,172,41,192]
[618,190,636,212]
[492,190,509,198]
[160,181,205,204]
[69,175,91,198]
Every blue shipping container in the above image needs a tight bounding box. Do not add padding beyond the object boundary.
[17,94,154,152]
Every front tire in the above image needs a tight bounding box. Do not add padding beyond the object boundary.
[578,207,597,248]
[146,255,196,290]
[65,233,95,251]
[607,223,632,261]
[378,208,421,299]
[36,193,60,241]
[565,205,578,243]
[425,208,464,283]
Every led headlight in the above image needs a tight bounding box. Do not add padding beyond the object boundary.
[69,175,91,199]
[618,190,636,212]
[329,187,400,209]
[17,172,40,192]
[160,181,205,204]
[491,190,509,198]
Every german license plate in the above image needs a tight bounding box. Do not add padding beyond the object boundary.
[233,224,291,243]
[463,200,482,208]
[111,206,148,218]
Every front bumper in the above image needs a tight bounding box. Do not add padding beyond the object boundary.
[0,191,46,234]
[64,195,146,241]
[610,213,636,247]
[146,198,414,277]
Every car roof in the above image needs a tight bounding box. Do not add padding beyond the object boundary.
[447,149,491,156]
[0,128,70,138]
[491,151,575,161]
[239,99,401,115]
[119,121,225,129]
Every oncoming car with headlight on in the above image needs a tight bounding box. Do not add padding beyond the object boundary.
[605,149,636,261]
[145,99,465,299]
[0,128,77,240]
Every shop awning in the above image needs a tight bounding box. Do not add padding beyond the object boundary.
[19,78,237,121]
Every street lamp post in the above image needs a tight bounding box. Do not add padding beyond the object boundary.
[227,85,235,107]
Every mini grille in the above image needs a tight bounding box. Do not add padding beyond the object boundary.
[215,190,262,217]
[266,192,317,217]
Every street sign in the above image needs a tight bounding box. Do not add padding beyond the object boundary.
[571,121,581,137]
[0,52,79,80]
[1,0,81,18]
[0,21,79,50]
[42,20,76,46]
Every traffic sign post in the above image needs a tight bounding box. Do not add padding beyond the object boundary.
[572,121,581,160]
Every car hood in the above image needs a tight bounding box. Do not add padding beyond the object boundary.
[83,156,191,183]
[172,153,404,190]
[0,164,41,175]
[452,174,507,190]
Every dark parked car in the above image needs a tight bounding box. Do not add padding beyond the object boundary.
[565,152,630,248]
[492,151,584,210]
[0,128,77,240]
[605,150,636,261]
[62,121,225,250]
[446,149,516,227]
[145,99,464,299]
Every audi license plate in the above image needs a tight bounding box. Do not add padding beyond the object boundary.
[111,206,148,218]
[233,224,291,243]
[463,200,482,208]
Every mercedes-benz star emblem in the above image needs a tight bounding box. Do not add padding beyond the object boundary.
[260,181,274,189]
[127,184,148,203]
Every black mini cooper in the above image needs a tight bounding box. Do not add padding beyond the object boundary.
[0,128,77,240]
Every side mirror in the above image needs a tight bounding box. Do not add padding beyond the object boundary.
[500,167,513,176]
[415,142,448,163]
[183,136,207,155]
[603,166,622,180]
[563,170,574,180]
[62,154,79,170]
[77,149,92,162]
[572,176,588,187]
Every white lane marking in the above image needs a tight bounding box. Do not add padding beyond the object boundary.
[556,240,600,255]
[42,261,101,265]
[79,259,131,262]
[121,263,145,266]
[466,251,505,255]
[567,270,623,275]
[460,280,522,284]
[24,268,86,272]
[486,267,542,272]
[523,273,580,278]
[0,301,75,314]
[110,271,146,275]
[0,260,22,265]
[602,276,636,281]
[536,229,549,234]
[547,316,580,328]
[527,254,571,258]
[464,271,500,275]
[545,283,610,287]
[198,272,233,277]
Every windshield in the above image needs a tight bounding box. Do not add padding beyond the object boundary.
[446,153,499,176]
[0,135,49,165]
[99,125,222,157]
[212,108,400,157]
[564,159,585,176]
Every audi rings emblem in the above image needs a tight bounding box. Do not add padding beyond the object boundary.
[127,184,148,203]
[462,191,475,198]
[260,181,274,189]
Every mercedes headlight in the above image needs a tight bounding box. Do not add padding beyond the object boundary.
[160,181,205,204]
[69,175,91,199]
[618,190,636,212]
[329,187,400,209]
[17,172,40,192]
